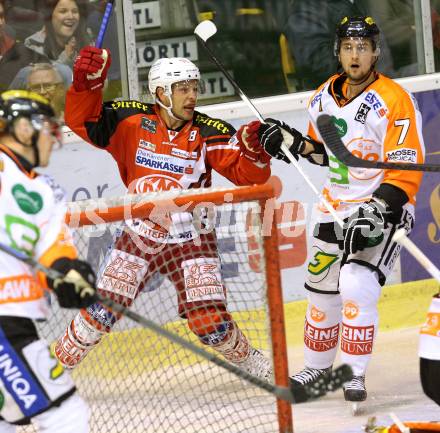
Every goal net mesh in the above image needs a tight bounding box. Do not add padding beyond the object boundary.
[21,185,291,433]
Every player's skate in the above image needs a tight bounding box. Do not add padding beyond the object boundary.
[289,364,353,403]
[289,366,332,403]
[343,375,367,415]
[237,348,273,382]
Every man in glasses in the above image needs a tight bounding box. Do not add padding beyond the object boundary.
[26,63,66,120]
[56,47,275,383]
[0,90,97,432]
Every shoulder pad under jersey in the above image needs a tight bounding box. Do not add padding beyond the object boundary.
[193,111,234,137]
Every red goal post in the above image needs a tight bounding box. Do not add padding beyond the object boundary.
[30,184,293,433]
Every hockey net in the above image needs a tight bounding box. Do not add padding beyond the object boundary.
[24,184,292,433]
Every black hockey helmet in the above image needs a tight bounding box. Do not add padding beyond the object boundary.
[0,90,61,166]
[334,16,380,56]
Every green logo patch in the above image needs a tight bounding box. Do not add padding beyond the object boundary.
[12,184,43,214]
[331,116,347,137]
[5,214,40,255]
[0,389,4,410]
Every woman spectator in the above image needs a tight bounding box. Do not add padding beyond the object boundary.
[24,0,92,67]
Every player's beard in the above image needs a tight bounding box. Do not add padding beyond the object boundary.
[346,68,373,86]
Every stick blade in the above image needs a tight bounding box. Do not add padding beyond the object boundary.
[194,20,217,41]
[317,114,348,158]
[317,113,440,172]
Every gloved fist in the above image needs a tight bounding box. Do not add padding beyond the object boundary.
[237,120,271,164]
[48,258,97,309]
[343,199,390,255]
[259,118,305,163]
[73,46,111,92]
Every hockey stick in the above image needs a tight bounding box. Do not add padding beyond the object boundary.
[392,229,440,282]
[317,114,440,172]
[86,0,114,81]
[194,20,344,227]
[95,0,115,48]
[194,20,263,121]
[0,241,294,403]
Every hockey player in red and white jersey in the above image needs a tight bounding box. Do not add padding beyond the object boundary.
[0,90,97,432]
[251,16,425,404]
[55,46,274,380]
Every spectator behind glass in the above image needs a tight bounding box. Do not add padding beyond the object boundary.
[24,0,93,67]
[367,0,417,77]
[283,0,394,91]
[3,0,44,41]
[0,0,49,91]
[27,63,66,120]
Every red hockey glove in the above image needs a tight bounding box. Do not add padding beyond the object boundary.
[73,46,111,92]
[237,120,271,164]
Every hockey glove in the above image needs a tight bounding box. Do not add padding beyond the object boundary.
[343,199,390,255]
[236,120,271,164]
[73,46,111,92]
[48,258,97,309]
[258,118,305,163]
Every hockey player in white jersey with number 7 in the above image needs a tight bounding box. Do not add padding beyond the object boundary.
[249,16,425,406]
[0,90,97,432]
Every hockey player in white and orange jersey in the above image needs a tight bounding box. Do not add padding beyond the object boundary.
[55,46,274,380]
[252,16,425,404]
[0,90,97,432]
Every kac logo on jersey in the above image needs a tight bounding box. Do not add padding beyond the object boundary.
[354,103,371,124]
[140,117,157,133]
[134,174,182,193]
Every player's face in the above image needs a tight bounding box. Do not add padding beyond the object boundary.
[52,0,80,40]
[339,37,377,83]
[13,116,60,167]
[13,117,35,147]
[35,115,62,167]
[170,80,199,121]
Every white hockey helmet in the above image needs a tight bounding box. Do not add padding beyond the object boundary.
[148,57,201,98]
